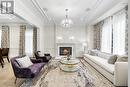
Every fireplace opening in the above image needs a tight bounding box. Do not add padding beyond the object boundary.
[59,47,72,56]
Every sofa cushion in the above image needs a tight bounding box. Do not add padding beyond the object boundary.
[92,56,114,74]
[44,53,50,56]
[84,54,114,74]
[116,55,128,62]
[97,52,115,60]
[108,55,117,64]
[16,56,33,68]
[84,54,94,59]
[46,56,51,60]
[29,63,45,76]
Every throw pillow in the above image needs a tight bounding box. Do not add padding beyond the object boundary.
[88,49,99,56]
[98,52,114,60]
[116,55,128,62]
[44,53,50,56]
[107,55,117,64]
[16,56,33,67]
[97,52,109,59]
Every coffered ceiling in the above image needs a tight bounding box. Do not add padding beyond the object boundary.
[35,0,128,25]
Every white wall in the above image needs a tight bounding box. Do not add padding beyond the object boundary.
[37,28,40,51]
[43,23,55,57]
[128,2,130,87]
[43,24,87,57]
[25,26,33,57]
[0,24,21,58]
[86,2,128,51]
[86,25,94,50]
[0,0,55,57]
[14,0,45,53]
[9,24,20,58]
[0,24,36,58]
[56,25,87,57]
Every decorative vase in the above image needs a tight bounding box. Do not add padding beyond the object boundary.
[67,57,70,61]
[67,54,70,60]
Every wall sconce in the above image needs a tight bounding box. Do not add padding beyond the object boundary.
[69,36,75,40]
[82,43,87,46]
[57,36,63,40]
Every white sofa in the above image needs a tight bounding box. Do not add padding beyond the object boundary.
[83,52,128,86]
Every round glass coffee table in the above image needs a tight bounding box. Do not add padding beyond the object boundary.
[60,58,80,72]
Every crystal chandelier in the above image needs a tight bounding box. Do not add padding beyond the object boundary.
[61,9,73,28]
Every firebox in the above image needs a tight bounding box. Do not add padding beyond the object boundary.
[59,47,72,56]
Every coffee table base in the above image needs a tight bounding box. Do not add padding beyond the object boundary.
[60,64,79,72]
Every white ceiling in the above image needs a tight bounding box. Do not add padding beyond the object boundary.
[0,14,26,23]
[36,0,128,25]
[0,0,128,25]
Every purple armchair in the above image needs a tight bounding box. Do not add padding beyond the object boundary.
[11,56,45,83]
[34,51,52,62]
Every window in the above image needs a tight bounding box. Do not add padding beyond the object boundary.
[100,9,126,55]
[113,9,126,55]
[25,28,33,56]
[101,17,112,53]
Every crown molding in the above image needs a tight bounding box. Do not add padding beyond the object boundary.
[30,0,56,25]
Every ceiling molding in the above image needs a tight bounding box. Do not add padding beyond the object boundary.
[91,0,128,25]
[30,0,56,25]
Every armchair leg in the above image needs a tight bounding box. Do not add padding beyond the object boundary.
[7,57,10,63]
[1,64,4,68]
[0,59,4,68]
[15,78,17,84]
[1,58,4,63]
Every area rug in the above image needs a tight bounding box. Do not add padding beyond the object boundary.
[20,58,115,87]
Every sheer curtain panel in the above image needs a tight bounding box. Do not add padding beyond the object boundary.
[113,9,126,55]
[101,17,112,53]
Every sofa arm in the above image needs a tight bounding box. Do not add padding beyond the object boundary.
[31,59,42,63]
[114,62,128,86]
[15,67,32,78]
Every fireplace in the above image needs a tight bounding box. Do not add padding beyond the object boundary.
[57,43,75,57]
[59,47,72,56]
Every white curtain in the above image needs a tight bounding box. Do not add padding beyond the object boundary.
[25,28,33,56]
[113,9,126,55]
[101,17,112,53]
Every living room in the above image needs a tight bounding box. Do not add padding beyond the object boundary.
[0,0,129,87]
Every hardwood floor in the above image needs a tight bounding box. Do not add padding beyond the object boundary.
[0,59,25,87]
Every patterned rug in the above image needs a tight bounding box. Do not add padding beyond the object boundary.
[20,58,115,87]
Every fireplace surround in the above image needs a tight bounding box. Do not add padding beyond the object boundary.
[57,43,75,57]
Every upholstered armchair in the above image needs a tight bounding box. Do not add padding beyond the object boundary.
[44,53,52,61]
[34,51,51,62]
[11,56,45,83]
[2,48,9,63]
[0,48,3,68]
